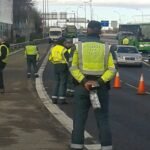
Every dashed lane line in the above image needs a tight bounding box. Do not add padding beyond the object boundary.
[142,61,150,67]
[125,83,150,95]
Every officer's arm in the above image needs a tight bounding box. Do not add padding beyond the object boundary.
[24,46,27,57]
[36,46,39,52]
[64,50,69,63]
[48,47,53,61]
[0,46,7,60]
[69,49,86,84]
[100,53,116,82]
[35,46,40,60]
[36,52,40,61]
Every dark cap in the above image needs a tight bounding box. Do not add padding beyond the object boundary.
[87,20,101,30]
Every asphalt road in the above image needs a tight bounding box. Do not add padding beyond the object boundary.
[43,40,150,150]
[0,43,70,150]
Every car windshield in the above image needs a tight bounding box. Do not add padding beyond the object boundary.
[50,31,61,36]
[117,47,138,53]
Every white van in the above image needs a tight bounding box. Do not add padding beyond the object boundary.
[49,27,62,43]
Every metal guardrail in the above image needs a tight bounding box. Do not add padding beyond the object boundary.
[10,38,48,52]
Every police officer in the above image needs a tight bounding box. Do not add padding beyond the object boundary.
[25,41,39,78]
[64,38,75,97]
[110,44,118,70]
[49,37,68,104]
[122,36,129,45]
[69,21,116,150]
[0,37,9,93]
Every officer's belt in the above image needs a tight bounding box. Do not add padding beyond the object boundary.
[85,75,101,80]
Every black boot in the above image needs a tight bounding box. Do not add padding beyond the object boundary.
[27,73,31,78]
[60,99,68,104]
[51,96,58,104]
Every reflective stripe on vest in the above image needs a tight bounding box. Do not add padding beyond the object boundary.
[25,45,37,55]
[0,44,9,63]
[71,144,84,149]
[102,145,113,150]
[78,42,110,76]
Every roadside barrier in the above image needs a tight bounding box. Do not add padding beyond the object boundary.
[10,38,48,52]
[113,72,121,88]
[137,74,146,95]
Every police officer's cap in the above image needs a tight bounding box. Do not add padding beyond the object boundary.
[88,20,101,30]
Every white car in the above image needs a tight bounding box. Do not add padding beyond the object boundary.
[115,45,143,67]
[49,26,62,43]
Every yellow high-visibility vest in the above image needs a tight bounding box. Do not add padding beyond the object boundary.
[122,38,129,45]
[25,45,39,60]
[25,45,38,55]
[0,44,9,63]
[70,42,116,83]
[49,45,67,64]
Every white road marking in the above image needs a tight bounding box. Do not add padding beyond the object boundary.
[142,61,150,67]
[125,83,150,95]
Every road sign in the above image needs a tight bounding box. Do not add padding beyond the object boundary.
[60,12,67,20]
[111,21,118,28]
[101,21,109,27]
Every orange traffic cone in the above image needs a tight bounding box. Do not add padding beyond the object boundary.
[113,72,121,88]
[137,74,145,95]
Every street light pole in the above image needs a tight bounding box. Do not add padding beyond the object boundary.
[72,11,76,26]
[42,0,45,38]
[84,2,87,29]
[90,0,93,20]
[114,10,121,25]
[77,5,83,28]
[45,0,47,30]
[136,9,144,23]
[47,0,49,28]
[77,8,79,27]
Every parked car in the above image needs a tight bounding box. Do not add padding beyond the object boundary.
[115,45,143,67]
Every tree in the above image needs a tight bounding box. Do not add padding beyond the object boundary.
[29,7,42,33]
[13,0,33,24]
[13,0,42,42]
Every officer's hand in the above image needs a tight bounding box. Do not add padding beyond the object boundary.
[84,80,97,91]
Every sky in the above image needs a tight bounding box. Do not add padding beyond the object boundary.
[33,0,150,26]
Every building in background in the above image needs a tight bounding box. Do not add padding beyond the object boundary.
[0,0,13,39]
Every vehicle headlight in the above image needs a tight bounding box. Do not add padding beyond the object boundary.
[136,56,142,60]
[117,55,124,60]
[139,44,144,47]
[118,56,123,59]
